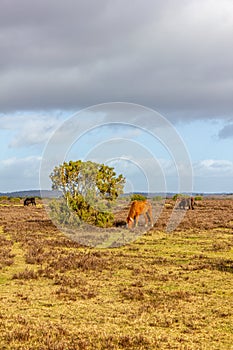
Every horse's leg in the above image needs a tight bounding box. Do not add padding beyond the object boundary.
[146,213,152,226]
[143,213,148,227]
[134,215,139,227]
[147,207,153,227]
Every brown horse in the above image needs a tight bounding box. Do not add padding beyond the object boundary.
[126,200,153,229]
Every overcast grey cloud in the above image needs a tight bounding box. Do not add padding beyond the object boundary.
[218,122,233,139]
[0,0,233,122]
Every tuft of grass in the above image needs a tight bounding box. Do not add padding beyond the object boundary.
[0,227,14,269]
[12,268,38,280]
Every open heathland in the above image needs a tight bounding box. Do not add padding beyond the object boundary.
[0,197,233,349]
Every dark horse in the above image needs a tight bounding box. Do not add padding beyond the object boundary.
[178,197,194,210]
[24,197,36,206]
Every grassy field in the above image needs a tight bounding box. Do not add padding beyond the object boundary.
[0,198,233,349]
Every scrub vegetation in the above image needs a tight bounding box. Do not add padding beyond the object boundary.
[0,197,233,349]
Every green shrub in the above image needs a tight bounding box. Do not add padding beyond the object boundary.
[172,194,180,201]
[130,194,147,201]
[68,195,114,227]
[172,194,190,201]
[153,196,163,201]
[49,199,81,226]
[95,211,114,228]
[9,197,21,203]
[49,195,114,228]
[194,195,203,201]
[0,196,8,201]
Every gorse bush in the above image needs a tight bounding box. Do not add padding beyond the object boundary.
[153,196,163,201]
[49,160,125,228]
[172,194,190,201]
[49,199,81,226]
[50,160,125,202]
[9,197,21,203]
[130,194,147,201]
[49,197,114,228]
[68,194,114,227]
[172,194,181,201]
[194,195,203,201]
[95,211,114,228]
[0,196,8,201]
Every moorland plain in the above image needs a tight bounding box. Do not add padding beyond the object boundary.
[0,197,233,349]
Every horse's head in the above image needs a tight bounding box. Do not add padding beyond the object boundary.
[126,216,134,229]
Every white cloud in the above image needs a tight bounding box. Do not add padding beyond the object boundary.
[193,159,233,177]
[0,112,64,147]
[107,157,233,192]
[0,156,41,191]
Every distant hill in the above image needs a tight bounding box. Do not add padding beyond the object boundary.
[0,190,61,198]
[122,192,233,198]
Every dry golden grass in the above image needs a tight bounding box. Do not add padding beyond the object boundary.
[0,198,233,349]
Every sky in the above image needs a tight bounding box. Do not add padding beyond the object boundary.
[0,0,233,194]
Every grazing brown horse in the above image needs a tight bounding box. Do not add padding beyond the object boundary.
[126,200,153,229]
